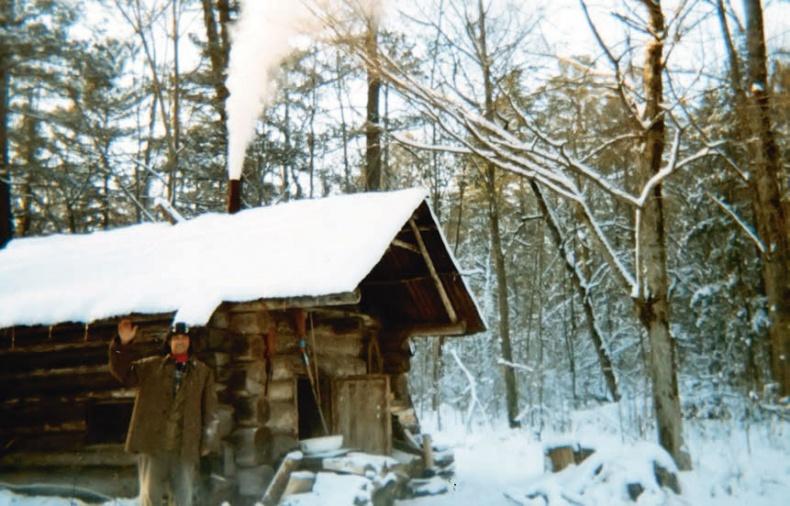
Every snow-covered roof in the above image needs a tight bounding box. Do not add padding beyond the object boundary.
[0,188,438,328]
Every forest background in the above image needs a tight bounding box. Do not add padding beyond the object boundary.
[0,0,788,471]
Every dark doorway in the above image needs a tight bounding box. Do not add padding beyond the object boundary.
[297,376,331,439]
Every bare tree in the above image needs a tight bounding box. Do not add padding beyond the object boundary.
[314,0,716,467]
[0,0,14,248]
[741,0,790,397]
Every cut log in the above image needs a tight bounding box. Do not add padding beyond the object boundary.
[232,395,267,427]
[227,361,267,395]
[221,442,236,477]
[546,446,575,472]
[422,434,435,472]
[216,403,234,438]
[230,333,266,361]
[260,451,303,506]
[229,427,268,467]
[209,310,230,330]
[236,464,275,497]
[282,470,315,497]
[265,433,299,463]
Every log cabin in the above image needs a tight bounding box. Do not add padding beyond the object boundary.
[0,189,484,503]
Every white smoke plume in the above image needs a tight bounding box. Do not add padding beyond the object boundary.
[225,0,383,181]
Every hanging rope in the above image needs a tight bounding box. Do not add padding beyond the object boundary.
[308,312,323,414]
[295,309,329,435]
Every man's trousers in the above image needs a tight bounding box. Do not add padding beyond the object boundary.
[138,452,196,506]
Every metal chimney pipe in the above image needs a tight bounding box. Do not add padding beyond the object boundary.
[227,178,242,214]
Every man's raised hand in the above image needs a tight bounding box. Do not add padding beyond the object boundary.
[118,318,138,345]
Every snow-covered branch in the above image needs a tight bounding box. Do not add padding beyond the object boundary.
[707,193,766,253]
[450,349,488,430]
[497,359,534,373]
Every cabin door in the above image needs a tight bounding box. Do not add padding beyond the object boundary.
[331,375,391,455]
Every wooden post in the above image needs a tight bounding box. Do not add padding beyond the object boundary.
[421,434,434,470]
[408,219,458,323]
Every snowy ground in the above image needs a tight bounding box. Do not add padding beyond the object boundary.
[2,403,788,505]
[399,404,790,506]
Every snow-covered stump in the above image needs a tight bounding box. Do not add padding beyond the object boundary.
[512,441,681,505]
[544,443,595,472]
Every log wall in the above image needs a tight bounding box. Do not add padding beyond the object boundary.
[217,305,380,500]
[0,318,169,497]
[0,304,419,503]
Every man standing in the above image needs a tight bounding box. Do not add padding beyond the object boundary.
[109,319,218,506]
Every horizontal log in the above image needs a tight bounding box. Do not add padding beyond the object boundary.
[398,322,468,338]
[1,316,173,349]
[0,399,87,430]
[0,468,138,499]
[310,308,379,330]
[227,291,361,314]
[0,364,119,400]
[267,380,295,402]
[229,427,268,467]
[73,388,136,402]
[0,420,87,436]
[2,430,87,452]
[0,445,135,468]
[270,353,367,381]
[0,340,161,374]
[228,313,270,336]
[265,401,297,434]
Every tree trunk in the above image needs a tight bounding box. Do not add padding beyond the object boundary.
[169,0,181,204]
[364,16,382,191]
[431,337,444,431]
[529,180,620,401]
[743,0,790,397]
[200,0,230,125]
[0,0,13,248]
[476,0,519,428]
[636,1,689,471]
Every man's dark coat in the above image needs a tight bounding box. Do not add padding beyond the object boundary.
[109,338,218,463]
